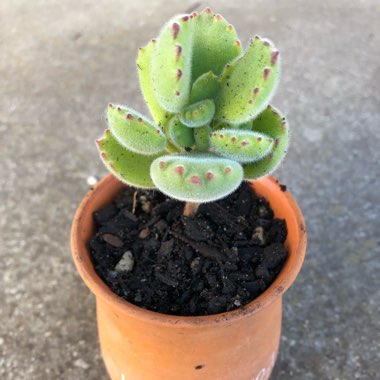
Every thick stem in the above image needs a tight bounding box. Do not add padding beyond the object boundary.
[183,202,200,217]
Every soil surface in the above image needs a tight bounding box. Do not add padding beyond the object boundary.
[89,182,288,316]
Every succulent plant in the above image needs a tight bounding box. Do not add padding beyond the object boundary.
[97,7,289,214]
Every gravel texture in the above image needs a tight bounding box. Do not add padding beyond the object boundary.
[1,0,379,379]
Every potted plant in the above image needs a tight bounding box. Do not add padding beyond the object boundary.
[71,7,306,380]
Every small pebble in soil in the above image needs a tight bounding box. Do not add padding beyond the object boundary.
[251,226,266,246]
[140,195,152,213]
[139,228,150,240]
[89,182,288,316]
[115,251,134,272]
[102,233,123,248]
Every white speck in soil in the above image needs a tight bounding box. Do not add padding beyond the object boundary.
[115,251,134,272]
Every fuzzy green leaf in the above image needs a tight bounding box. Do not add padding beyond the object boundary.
[215,36,280,124]
[179,99,215,128]
[136,40,172,126]
[194,125,212,151]
[237,121,254,130]
[244,105,289,179]
[191,8,243,82]
[162,124,181,153]
[167,115,195,150]
[190,71,221,103]
[209,129,274,163]
[151,15,194,112]
[150,153,243,202]
[107,104,166,155]
[96,130,160,188]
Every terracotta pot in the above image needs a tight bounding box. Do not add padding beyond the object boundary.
[71,174,306,380]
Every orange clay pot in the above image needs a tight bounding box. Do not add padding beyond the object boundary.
[71,174,306,380]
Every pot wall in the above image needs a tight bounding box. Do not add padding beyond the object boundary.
[97,298,282,380]
[71,175,306,380]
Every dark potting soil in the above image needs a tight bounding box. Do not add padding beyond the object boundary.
[89,182,288,316]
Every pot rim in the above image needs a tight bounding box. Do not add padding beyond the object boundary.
[71,174,307,327]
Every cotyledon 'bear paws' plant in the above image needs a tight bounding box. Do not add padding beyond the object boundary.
[96,7,289,215]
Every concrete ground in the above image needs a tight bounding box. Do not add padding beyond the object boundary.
[1,0,379,379]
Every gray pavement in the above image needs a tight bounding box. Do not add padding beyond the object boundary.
[1,0,379,379]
